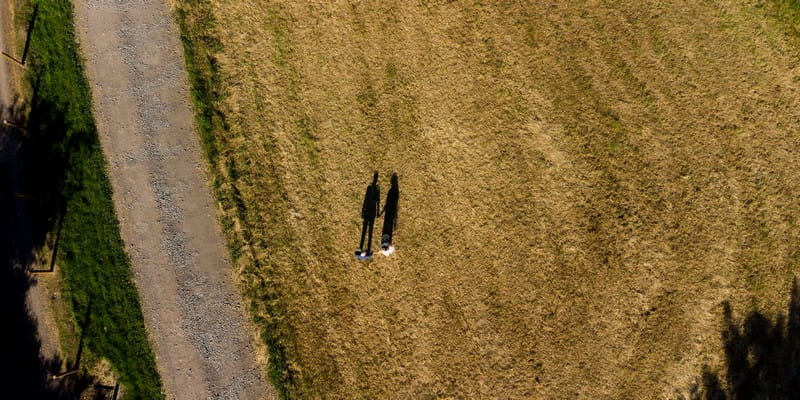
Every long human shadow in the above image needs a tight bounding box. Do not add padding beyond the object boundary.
[380,173,399,249]
[695,280,800,399]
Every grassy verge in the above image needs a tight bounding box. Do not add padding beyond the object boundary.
[770,0,800,39]
[775,0,800,25]
[19,0,163,398]
[173,2,296,398]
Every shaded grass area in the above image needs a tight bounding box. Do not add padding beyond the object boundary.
[18,0,163,398]
[693,5,800,397]
[696,281,800,399]
[0,160,73,396]
[691,4,800,398]
[174,2,295,398]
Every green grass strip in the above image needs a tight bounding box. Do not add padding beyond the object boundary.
[23,0,163,398]
[173,2,295,398]
[774,0,800,31]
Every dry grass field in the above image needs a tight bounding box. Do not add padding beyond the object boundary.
[176,0,800,398]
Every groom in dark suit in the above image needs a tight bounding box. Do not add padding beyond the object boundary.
[356,172,380,258]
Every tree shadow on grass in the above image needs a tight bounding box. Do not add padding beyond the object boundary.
[694,280,800,400]
[0,102,69,398]
[0,78,94,397]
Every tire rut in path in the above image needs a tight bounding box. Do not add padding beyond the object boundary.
[72,0,276,399]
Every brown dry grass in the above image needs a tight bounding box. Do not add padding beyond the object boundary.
[178,0,800,398]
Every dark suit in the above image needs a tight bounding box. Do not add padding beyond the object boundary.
[359,183,380,252]
[381,185,399,246]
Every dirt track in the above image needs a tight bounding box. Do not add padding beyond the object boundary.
[0,4,12,109]
[71,0,274,398]
[1,0,63,367]
[1,4,67,396]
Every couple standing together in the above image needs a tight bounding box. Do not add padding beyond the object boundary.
[355,172,399,260]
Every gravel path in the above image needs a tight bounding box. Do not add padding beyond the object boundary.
[72,1,275,399]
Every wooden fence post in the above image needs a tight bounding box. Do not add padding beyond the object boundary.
[1,51,25,68]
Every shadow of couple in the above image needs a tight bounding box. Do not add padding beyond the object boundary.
[355,172,399,260]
